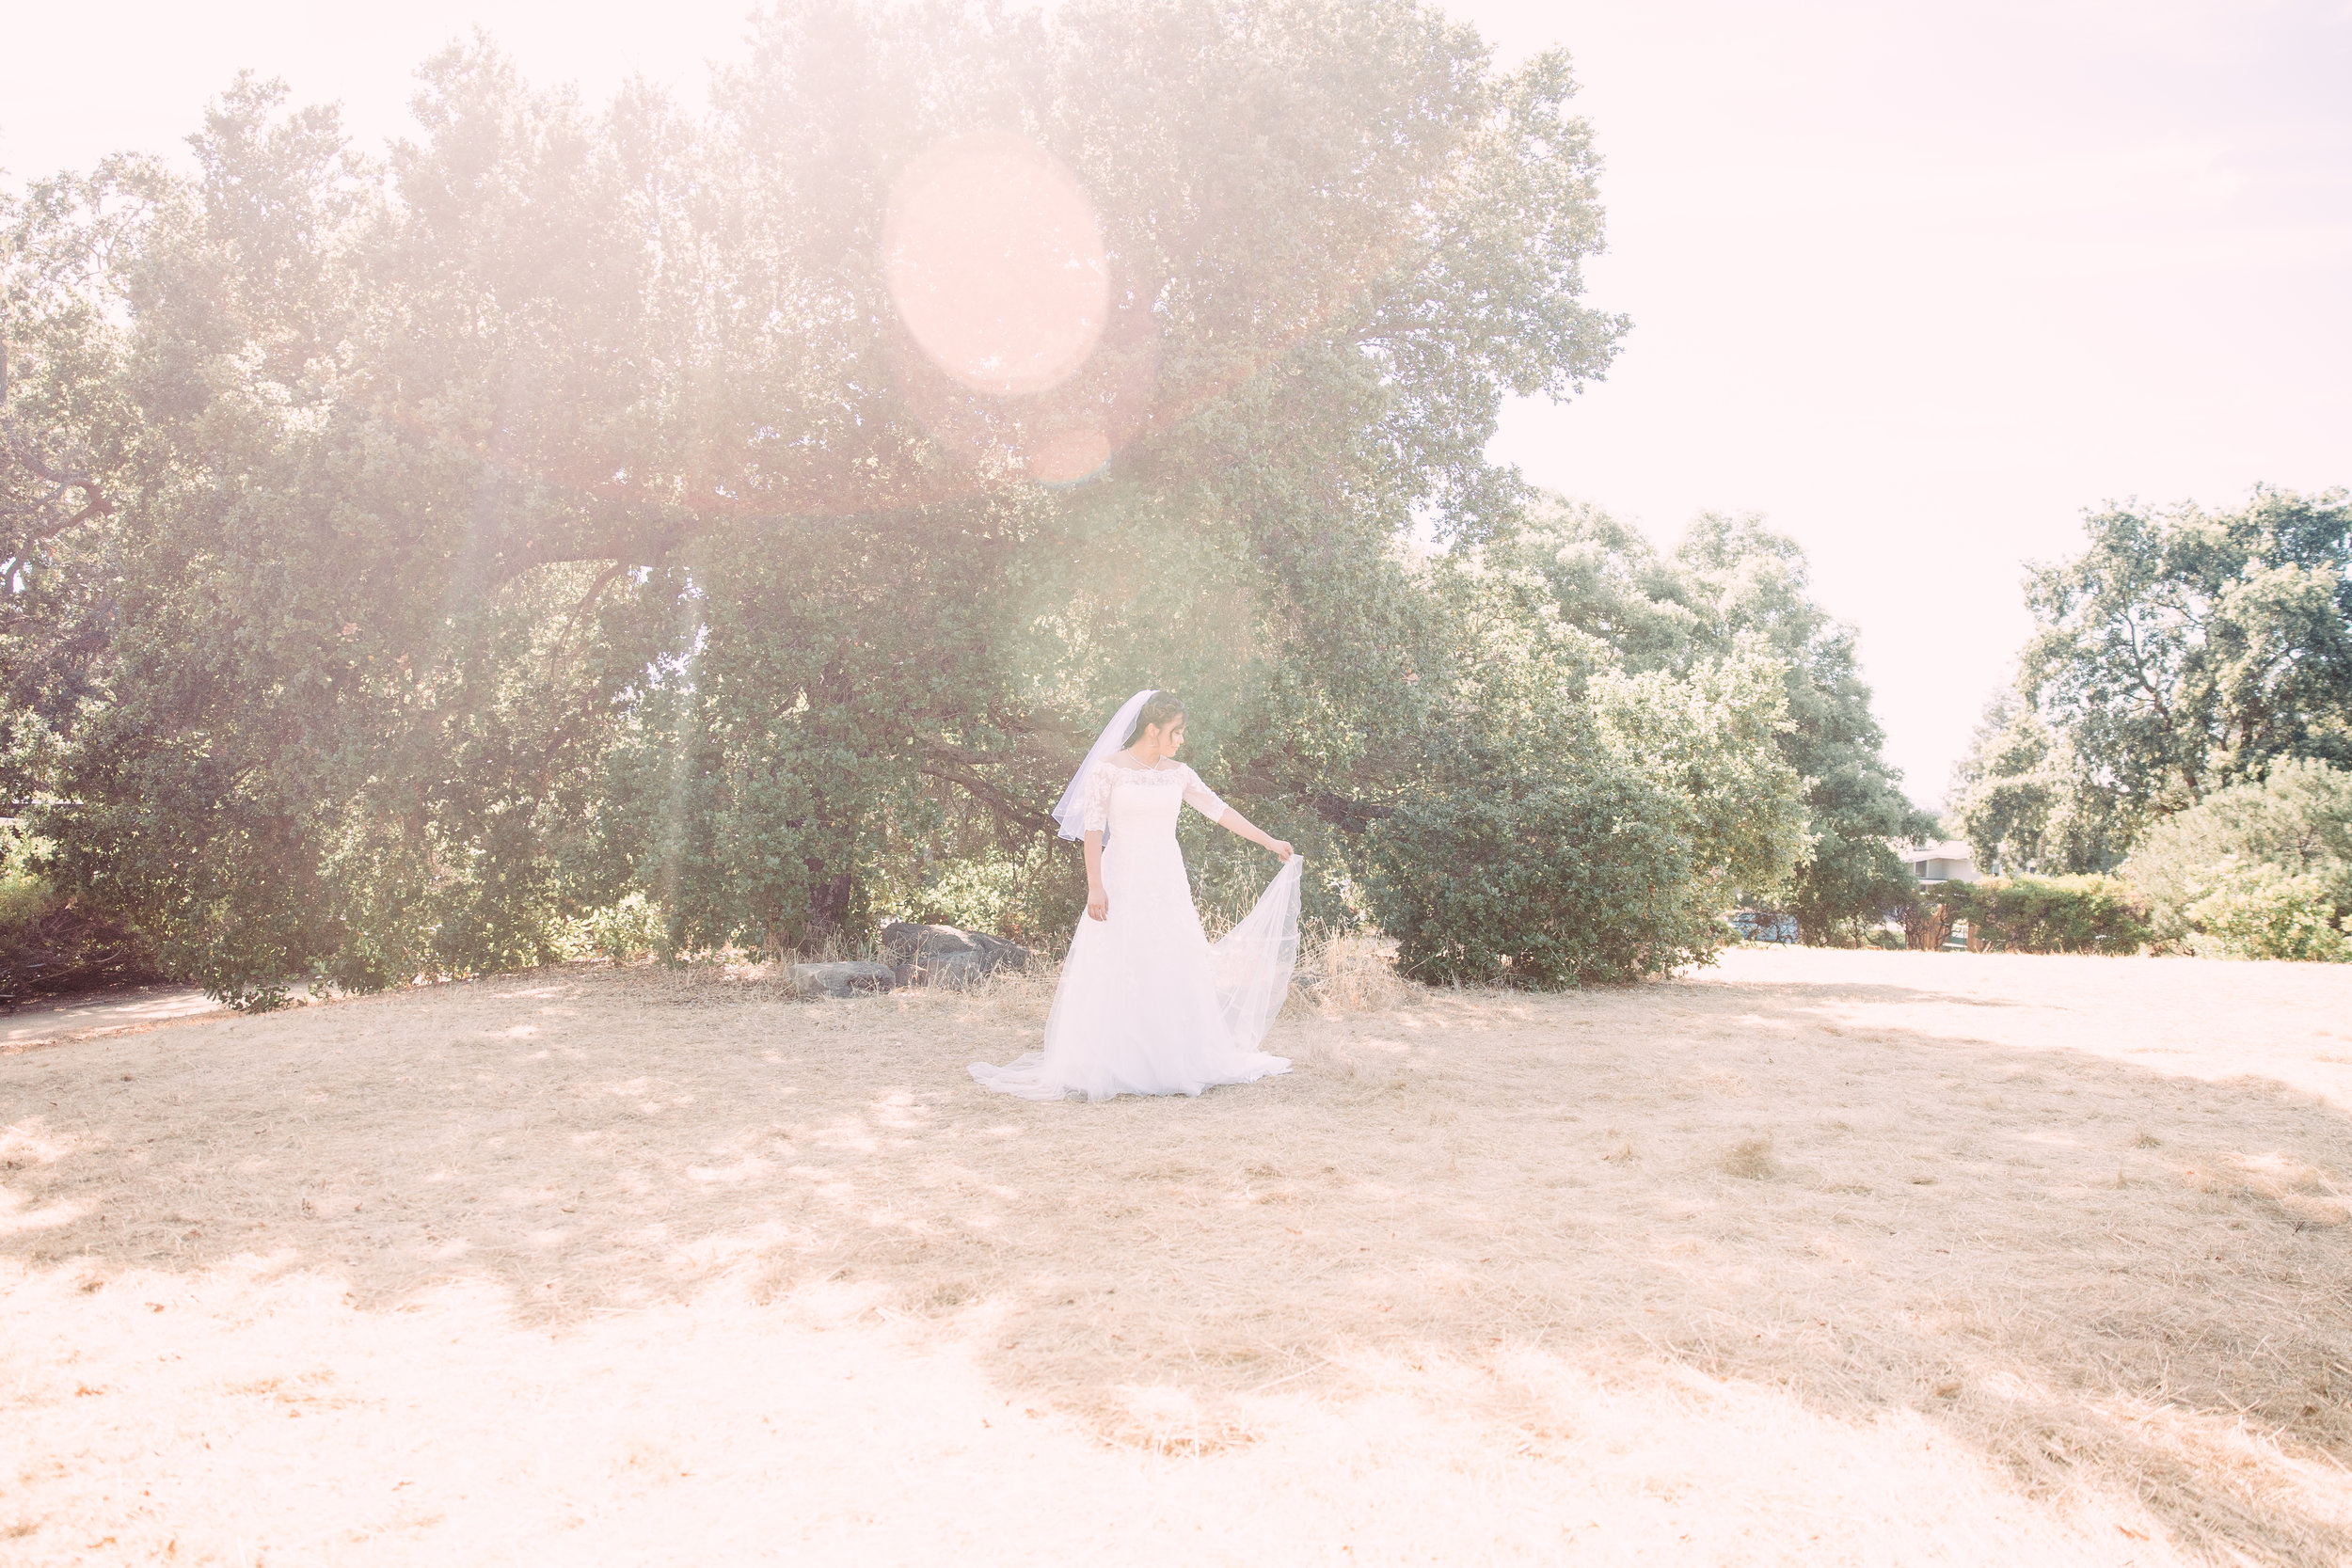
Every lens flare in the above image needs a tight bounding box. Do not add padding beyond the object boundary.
[1028,428,1116,485]
[884,134,1109,398]
[881,134,1160,488]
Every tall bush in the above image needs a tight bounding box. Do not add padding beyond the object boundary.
[2180,859,2351,962]
[1365,643,1806,986]
[2123,759,2352,946]
[1953,876,2152,955]
[0,828,161,996]
[1488,500,1932,943]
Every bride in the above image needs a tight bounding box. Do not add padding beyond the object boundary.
[969,689,1304,1101]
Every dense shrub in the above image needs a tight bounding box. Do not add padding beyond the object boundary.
[1955,875,2153,954]
[0,896,163,998]
[2181,859,2351,962]
[557,895,668,965]
[0,835,162,997]
[1902,895,1958,951]
[1365,648,1806,987]
[1369,745,1708,986]
[2124,760,2352,947]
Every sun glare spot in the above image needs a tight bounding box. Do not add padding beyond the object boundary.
[1029,428,1115,485]
[884,134,1109,398]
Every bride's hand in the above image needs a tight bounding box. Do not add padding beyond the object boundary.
[1271,840,1294,863]
[1087,889,1109,922]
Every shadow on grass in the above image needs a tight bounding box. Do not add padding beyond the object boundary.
[5,961,2350,1562]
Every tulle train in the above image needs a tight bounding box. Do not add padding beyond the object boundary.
[970,857,1301,1101]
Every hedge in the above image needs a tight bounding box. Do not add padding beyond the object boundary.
[1915,875,2152,955]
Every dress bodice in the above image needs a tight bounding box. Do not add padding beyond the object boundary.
[1077,761,1229,843]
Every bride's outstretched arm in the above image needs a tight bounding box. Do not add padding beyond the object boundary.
[1084,829,1109,920]
[1215,808,1294,863]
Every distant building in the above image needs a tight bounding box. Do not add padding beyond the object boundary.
[1899,839,1979,885]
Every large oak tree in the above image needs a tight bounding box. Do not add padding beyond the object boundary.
[2,0,1819,996]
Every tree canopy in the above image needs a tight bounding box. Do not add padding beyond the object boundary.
[1954,486,2352,878]
[0,0,1913,995]
[1476,499,1933,942]
[2122,757,2352,950]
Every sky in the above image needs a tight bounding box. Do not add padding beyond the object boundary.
[6,1,2347,807]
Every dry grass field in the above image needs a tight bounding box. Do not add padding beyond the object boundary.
[4,944,2351,1566]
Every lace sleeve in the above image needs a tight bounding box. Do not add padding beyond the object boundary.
[1182,766,1229,823]
[1079,761,1114,834]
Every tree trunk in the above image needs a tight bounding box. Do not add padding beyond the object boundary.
[1903,899,1955,952]
[801,863,857,954]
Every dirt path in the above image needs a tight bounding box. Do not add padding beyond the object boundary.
[0,985,221,1053]
[3,949,2349,1565]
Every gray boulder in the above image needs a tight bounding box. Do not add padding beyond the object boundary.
[791,960,898,998]
[881,922,1032,990]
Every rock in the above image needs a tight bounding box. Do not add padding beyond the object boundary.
[922,951,985,990]
[880,922,1032,990]
[791,960,898,998]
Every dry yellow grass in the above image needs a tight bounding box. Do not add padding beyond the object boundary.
[4,946,2351,1565]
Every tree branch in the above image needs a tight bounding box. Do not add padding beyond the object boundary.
[914,761,1062,840]
[0,418,113,561]
[552,559,630,649]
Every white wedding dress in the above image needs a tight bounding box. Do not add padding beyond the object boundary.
[969,760,1301,1101]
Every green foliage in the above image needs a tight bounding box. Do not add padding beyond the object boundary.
[1487,499,1933,943]
[1363,639,1807,986]
[0,832,51,929]
[1585,648,1813,897]
[2003,486,2352,850]
[1,2,1626,993]
[5,4,1892,992]
[1926,875,2152,955]
[1954,487,2350,882]
[1948,689,2132,877]
[1676,515,1934,942]
[2180,858,2351,962]
[0,824,162,996]
[559,894,667,965]
[1367,747,1697,986]
[2122,759,2352,946]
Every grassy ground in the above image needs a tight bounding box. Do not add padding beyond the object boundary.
[3,946,2349,1566]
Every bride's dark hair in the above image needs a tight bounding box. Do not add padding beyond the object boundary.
[1121,689,1187,746]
